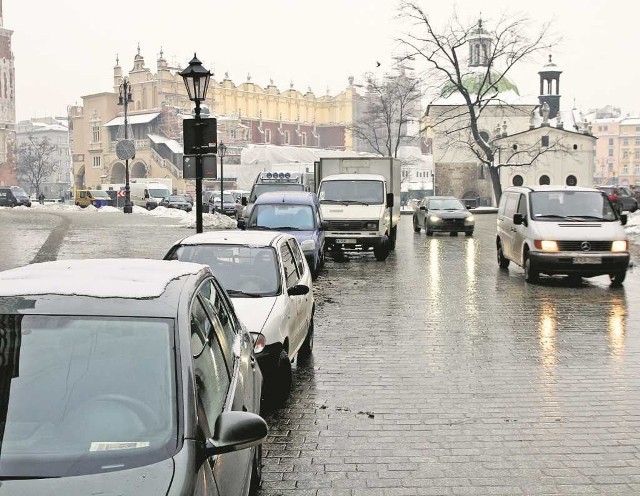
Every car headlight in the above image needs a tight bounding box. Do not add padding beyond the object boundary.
[465,215,475,224]
[300,239,316,251]
[612,240,628,252]
[364,221,379,230]
[429,215,441,222]
[251,333,266,354]
[534,240,559,252]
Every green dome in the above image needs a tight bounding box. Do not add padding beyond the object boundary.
[440,70,520,98]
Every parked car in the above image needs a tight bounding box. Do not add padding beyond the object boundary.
[0,186,31,207]
[164,231,314,406]
[210,192,240,218]
[75,189,113,208]
[244,191,326,279]
[596,185,638,213]
[0,258,266,494]
[496,185,630,286]
[158,195,193,212]
[413,196,475,236]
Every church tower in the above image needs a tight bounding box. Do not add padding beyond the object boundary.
[468,18,492,68]
[0,0,16,186]
[538,55,562,119]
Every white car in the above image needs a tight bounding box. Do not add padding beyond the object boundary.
[164,230,314,405]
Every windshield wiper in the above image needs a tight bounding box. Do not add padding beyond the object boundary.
[342,200,371,205]
[534,214,572,219]
[320,199,347,204]
[226,289,263,298]
[271,226,301,231]
[566,215,608,221]
[251,225,275,230]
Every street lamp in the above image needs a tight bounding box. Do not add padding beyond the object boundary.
[117,78,134,214]
[218,142,226,212]
[180,54,211,233]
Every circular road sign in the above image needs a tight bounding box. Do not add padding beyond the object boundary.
[116,139,136,160]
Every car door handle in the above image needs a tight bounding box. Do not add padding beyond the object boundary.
[250,356,256,368]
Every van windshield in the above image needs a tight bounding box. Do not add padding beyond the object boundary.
[318,180,384,205]
[9,187,28,199]
[249,204,315,230]
[530,191,618,221]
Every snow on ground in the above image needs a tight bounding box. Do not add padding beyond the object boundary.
[625,210,640,244]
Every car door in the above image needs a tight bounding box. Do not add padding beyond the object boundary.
[288,238,312,347]
[279,240,303,356]
[416,198,427,226]
[511,193,529,265]
[498,192,519,260]
[315,202,325,257]
[190,293,251,496]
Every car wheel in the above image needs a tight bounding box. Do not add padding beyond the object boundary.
[249,444,262,496]
[298,316,314,361]
[426,229,433,236]
[524,254,539,283]
[413,216,421,233]
[567,274,582,285]
[465,231,474,237]
[274,349,292,405]
[450,232,458,236]
[610,270,627,287]
[497,241,510,269]
[374,241,390,261]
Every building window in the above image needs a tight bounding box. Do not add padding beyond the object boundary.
[91,122,100,143]
[622,166,629,175]
[603,126,608,131]
[301,132,307,146]
[566,175,577,186]
[623,139,629,146]
[512,175,524,186]
[608,149,614,157]
[265,129,271,144]
[636,139,640,146]
[539,175,550,185]
[636,126,640,132]
[634,165,640,175]
[636,151,640,159]
[608,163,614,171]
[608,138,614,146]
[623,151,628,158]
[541,135,550,147]
[230,129,236,140]
[92,156,101,168]
[284,130,290,145]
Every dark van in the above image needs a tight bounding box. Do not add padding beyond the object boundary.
[0,186,32,207]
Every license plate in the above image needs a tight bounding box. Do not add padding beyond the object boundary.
[574,256,601,264]
[336,238,357,244]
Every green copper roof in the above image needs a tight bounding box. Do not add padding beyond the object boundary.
[441,70,520,99]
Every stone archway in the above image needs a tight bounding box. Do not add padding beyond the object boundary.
[75,165,85,189]
[131,161,148,179]
[462,190,480,200]
[110,162,126,183]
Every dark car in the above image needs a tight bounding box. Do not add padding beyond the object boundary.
[0,186,31,207]
[0,258,266,496]
[159,195,193,212]
[413,196,475,236]
[596,186,638,213]
[209,192,239,218]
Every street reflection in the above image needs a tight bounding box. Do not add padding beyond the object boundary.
[464,239,478,320]
[429,238,440,294]
[608,295,625,359]
[538,299,557,368]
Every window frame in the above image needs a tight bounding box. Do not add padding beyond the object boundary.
[288,239,306,277]
[279,240,300,289]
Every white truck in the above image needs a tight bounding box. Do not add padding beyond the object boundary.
[129,180,172,210]
[315,157,400,261]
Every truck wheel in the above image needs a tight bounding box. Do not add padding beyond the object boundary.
[374,241,390,261]
[389,227,397,250]
[413,216,421,233]
[610,270,626,287]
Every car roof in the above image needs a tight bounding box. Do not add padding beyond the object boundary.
[0,259,210,317]
[322,173,385,181]
[427,196,460,200]
[176,230,292,247]
[505,185,600,193]
[254,191,318,205]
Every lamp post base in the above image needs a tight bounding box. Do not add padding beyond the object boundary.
[123,204,133,214]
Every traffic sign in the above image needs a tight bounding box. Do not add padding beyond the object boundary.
[117,190,126,198]
[116,139,136,160]
[183,154,217,179]
[183,118,217,155]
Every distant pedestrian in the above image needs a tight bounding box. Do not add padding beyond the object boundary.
[38,192,45,205]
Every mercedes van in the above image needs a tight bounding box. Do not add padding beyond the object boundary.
[496,186,630,286]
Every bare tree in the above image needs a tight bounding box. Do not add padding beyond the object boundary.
[398,3,557,202]
[351,65,423,158]
[16,134,58,196]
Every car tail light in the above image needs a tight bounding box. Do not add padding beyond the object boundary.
[608,194,617,202]
[251,333,266,354]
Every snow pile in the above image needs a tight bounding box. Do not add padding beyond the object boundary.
[625,210,640,244]
[180,212,237,229]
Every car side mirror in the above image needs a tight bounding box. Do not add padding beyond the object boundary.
[287,284,309,296]
[237,219,247,230]
[419,206,426,211]
[241,197,248,206]
[620,214,628,226]
[202,411,267,459]
[386,193,394,208]
[320,220,329,230]
[513,213,524,225]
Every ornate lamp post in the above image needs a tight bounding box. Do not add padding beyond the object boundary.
[180,54,211,233]
[218,142,226,211]
[117,78,134,214]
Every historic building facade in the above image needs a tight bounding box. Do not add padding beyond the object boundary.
[0,1,16,187]
[71,47,360,191]
[591,117,640,186]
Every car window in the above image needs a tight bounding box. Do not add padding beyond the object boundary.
[199,279,238,367]
[190,298,230,434]
[517,194,528,216]
[280,242,299,288]
[503,193,519,217]
[289,239,306,276]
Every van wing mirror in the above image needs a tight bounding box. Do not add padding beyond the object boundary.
[320,220,329,230]
[620,213,628,226]
[386,193,394,208]
[513,213,524,225]
[241,197,248,206]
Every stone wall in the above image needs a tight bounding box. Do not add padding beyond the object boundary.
[435,162,493,206]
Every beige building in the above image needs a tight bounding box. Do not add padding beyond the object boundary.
[0,1,15,187]
[71,47,360,192]
[591,117,640,186]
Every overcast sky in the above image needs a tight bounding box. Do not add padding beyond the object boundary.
[6,0,639,122]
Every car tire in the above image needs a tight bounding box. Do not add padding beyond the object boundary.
[426,230,433,236]
[524,254,539,283]
[610,270,626,287]
[274,349,292,405]
[249,443,262,496]
[298,316,314,361]
[497,241,510,269]
[374,241,390,261]
[389,226,397,251]
[465,231,474,237]
[413,216,421,233]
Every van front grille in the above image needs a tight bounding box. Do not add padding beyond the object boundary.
[557,241,612,251]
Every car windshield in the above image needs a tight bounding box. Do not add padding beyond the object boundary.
[0,315,176,478]
[211,193,235,204]
[91,190,110,199]
[249,183,304,203]
[170,245,280,296]
[318,180,384,204]
[9,187,28,198]
[530,191,618,221]
[149,188,170,198]
[249,204,315,230]
[428,198,465,210]
[167,196,186,202]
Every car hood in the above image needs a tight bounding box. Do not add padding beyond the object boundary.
[232,296,277,334]
[0,457,174,496]
[320,204,385,220]
[532,220,626,241]
[429,210,470,219]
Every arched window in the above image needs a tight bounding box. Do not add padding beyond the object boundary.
[566,175,577,186]
[539,175,550,185]
[512,175,524,186]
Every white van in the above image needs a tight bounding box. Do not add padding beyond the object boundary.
[129,181,171,210]
[496,186,630,286]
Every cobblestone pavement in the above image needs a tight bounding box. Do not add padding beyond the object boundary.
[2,209,640,495]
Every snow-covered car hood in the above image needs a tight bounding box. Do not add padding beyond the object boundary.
[429,209,471,220]
[231,296,277,334]
[320,204,385,221]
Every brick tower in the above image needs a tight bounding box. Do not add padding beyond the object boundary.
[0,0,16,186]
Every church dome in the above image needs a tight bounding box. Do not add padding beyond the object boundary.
[440,69,520,98]
[539,54,562,74]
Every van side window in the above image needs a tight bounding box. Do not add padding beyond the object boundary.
[503,193,519,217]
[517,194,528,217]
